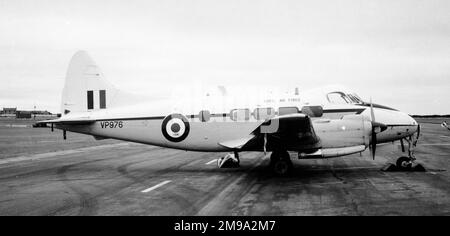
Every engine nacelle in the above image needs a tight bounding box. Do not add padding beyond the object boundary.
[313,115,372,148]
[302,115,371,158]
[298,145,366,159]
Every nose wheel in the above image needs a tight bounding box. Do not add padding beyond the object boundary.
[396,156,412,170]
[396,137,416,170]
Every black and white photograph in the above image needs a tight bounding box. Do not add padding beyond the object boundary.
[1,0,450,222]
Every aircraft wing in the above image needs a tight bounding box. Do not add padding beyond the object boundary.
[219,114,321,152]
[253,113,321,152]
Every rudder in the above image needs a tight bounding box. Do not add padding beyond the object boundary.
[61,51,118,116]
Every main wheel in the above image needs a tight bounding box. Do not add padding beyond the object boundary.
[270,151,293,176]
[273,159,293,176]
[396,156,412,170]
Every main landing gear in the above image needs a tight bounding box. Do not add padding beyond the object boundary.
[217,151,240,168]
[269,150,293,176]
[217,150,294,176]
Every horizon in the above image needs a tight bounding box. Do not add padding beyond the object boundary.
[1,0,450,115]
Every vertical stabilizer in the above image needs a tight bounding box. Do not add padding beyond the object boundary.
[61,51,118,116]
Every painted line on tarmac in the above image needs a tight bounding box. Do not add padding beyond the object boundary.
[141,180,172,193]
[197,153,266,215]
[1,124,29,128]
[0,143,131,165]
[419,143,450,146]
[206,159,217,165]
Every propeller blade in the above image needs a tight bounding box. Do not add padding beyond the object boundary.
[367,98,387,160]
[368,98,385,160]
[263,133,267,155]
[370,97,375,122]
[369,97,376,160]
[371,128,377,160]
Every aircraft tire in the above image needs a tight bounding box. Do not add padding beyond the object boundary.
[396,156,412,170]
[270,151,293,176]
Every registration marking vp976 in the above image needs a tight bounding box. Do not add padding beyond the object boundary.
[100,121,123,129]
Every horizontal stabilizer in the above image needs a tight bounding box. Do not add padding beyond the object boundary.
[36,118,95,125]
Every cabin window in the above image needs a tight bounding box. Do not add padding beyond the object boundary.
[230,109,251,121]
[278,106,299,116]
[301,106,323,117]
[87,90,94,110]
[254,108,275,120]
[199,110,210,122]
[99,90,106,109]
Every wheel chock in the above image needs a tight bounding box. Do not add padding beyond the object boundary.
[381,163,398,172]
[411,163,426,172]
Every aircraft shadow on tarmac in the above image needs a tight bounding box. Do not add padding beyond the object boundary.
[145,160,418,180]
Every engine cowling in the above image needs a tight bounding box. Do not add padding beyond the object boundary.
[299,115,372,158]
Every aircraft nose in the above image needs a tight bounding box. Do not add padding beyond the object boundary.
[364,107,417,126]
[367,108,419,143]
[406,113,420,136]
[392,111,420,135]
[407,114,418,126]
[393,111,418,130]
[396,111,417,126]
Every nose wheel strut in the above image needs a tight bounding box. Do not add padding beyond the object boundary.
[395,132,424,171]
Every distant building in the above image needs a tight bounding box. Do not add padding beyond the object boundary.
[31,110,52,115]
[1,107,53,118]
[16,111,32,119]
[2,108,17,115]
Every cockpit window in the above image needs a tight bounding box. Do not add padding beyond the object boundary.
[353,94,363,102]
[327,92,363,104]
[347,94,360,103]
[346,94,356,103]
[327,92,351,104]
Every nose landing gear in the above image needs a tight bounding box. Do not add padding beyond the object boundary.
[389,133,425,172]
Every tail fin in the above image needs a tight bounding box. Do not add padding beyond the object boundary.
[61,51,118,116]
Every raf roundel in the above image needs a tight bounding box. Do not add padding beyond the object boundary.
[161,114,190,142]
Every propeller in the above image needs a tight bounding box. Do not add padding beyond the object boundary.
[369,98,387,160]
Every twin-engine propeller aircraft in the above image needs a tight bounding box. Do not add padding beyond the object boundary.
[38,51,422,175]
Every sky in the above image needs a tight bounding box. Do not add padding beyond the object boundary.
[1,0,449,115]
